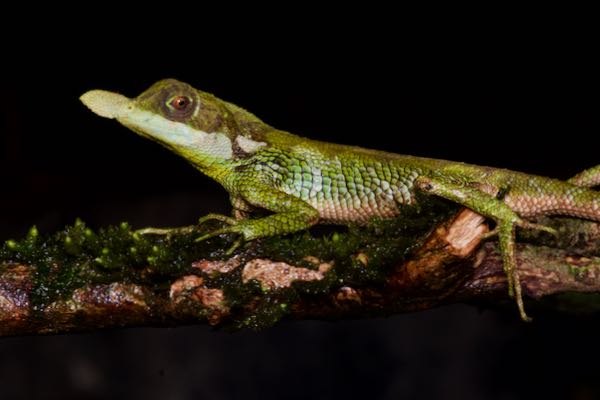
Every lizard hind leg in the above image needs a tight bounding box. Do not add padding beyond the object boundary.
[195,181,320,253]
[415,176,541,321]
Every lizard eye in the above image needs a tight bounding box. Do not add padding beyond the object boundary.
[169,95,192,111]
[164,94,196,121]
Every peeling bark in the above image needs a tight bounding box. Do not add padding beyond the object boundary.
[1,209,600,336]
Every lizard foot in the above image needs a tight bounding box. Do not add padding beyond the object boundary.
[485,218,555,322]
[481,219,557,241]
[195,213,248,254]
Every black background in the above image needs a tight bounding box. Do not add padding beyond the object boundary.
[1,16,599,400]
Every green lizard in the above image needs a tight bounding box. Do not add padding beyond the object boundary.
[80,79,600,321]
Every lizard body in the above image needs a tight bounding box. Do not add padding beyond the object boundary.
[81,79,600,320]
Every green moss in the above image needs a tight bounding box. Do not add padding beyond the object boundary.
[0,219,220,309]
[0,197,455,327]
[216,196,457,329]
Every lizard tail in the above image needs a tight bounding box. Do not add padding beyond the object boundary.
[505,178,600,222]
[568,164,600,188]
[554,186,600,221]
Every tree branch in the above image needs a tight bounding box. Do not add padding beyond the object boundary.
[2,210,599,336]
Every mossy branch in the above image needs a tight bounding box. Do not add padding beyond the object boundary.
[2,209,600,336]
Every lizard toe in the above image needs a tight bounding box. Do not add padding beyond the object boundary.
[517,220,558,237]
[197,213,238,226]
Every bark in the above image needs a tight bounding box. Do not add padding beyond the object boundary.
[1,209,600,336]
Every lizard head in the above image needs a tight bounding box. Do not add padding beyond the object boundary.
[80,79,269,171]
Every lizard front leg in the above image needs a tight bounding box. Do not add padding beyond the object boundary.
[415,176,555,321]
[196,181,320,253]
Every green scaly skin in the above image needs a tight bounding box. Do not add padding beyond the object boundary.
[80,79,600,321]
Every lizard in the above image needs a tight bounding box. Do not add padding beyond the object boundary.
[80,78,600,321]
